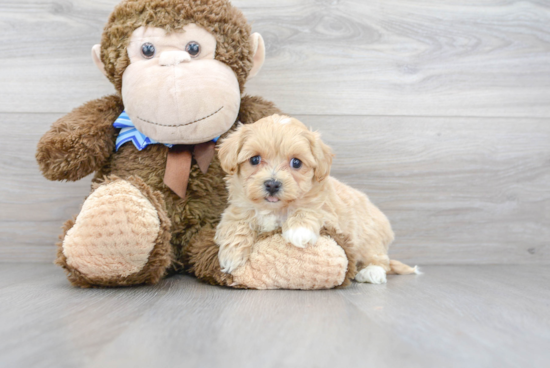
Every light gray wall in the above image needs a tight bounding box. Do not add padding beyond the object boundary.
[1,0,549,264]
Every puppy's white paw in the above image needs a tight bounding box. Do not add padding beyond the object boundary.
[218,247,248,274]
[282,227,319,248]
[355,265,387,284]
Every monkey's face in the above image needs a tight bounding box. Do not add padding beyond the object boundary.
[120,24,241,145]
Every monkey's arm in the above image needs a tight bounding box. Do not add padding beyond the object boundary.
[36,95,124,181]
[237,95,283,124]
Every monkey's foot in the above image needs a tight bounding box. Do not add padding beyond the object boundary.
[185,226,356,290]
[230,234,348,290]
[56,176,172,287]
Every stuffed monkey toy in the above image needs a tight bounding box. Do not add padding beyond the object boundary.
[36,0,355,289]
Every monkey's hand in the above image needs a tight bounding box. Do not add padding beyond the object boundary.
[282,209,323,248]
[36,95,123,181]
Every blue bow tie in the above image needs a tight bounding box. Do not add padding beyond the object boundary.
[113,111,219,151]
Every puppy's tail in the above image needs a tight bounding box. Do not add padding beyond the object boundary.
[388,259,421,275]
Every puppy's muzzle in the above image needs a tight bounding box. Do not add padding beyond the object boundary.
[264,179,282,195]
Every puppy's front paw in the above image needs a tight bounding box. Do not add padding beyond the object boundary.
[282,227,319,248]
[218,246,249,274]
[355,265,387,284]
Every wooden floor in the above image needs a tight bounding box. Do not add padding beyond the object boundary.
[1,264,548,368]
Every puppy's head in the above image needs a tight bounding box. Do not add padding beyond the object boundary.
[218,114,333,208]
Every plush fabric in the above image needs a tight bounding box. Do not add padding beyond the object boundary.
[37,0,352,289]
[185,226,357,289]
[100,0,256,94]
[36,95,123,182]
[248,33,265,79]
[63,178,161,279]
[55,176,173,288]
[122,25,241,145]
[231,235,348,290]
[40,93,283,287]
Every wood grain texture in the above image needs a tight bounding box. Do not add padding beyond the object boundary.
[306,115,550,265]
[0,0,549,116]
[0,113,92,262]
[0,264,549,368]
[1,113,548,264]
[1,0,549,264]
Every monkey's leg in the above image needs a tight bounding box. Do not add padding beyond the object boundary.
[55,176,172,288]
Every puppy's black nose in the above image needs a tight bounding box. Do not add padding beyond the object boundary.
[264,179,282,195]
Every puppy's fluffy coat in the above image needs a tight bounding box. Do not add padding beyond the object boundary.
[215,115,417,283]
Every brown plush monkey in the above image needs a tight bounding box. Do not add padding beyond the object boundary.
[36,0,354,289]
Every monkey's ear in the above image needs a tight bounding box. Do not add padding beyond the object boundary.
[91,44,107,77]
[248,33,265,79]
[218,125,249,175]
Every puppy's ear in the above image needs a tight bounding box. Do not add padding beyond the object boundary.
[308,131,334,182]
[218,125,250,174]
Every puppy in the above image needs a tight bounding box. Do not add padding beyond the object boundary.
[215,115,417,284]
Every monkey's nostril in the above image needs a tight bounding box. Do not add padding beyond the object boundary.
[264,179,282,195]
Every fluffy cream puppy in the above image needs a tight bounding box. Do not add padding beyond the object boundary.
[215,115,416,284]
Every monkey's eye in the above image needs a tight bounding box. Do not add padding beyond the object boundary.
[290,158,302,169]
[250,156,261,166]
[141,42,156,59]
[185,41,201,57]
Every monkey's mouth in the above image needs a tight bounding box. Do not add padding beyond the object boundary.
[137,106,224,128]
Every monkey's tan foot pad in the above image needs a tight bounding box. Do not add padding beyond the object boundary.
[231,234,349,290]
[59,177,172,287]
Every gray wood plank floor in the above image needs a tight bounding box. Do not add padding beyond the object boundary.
[1,264,549,368]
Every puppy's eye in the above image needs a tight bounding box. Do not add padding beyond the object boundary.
[141,42,156,59]
[185,41,201,57]
[290,158,302,169]
[250,156,261,166]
